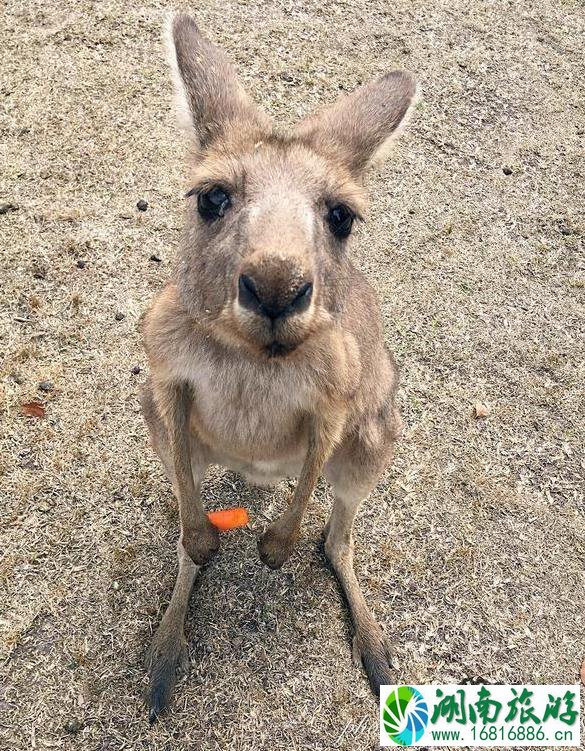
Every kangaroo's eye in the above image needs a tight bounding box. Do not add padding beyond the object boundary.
[196,186,231,220]
[327,204,354,239]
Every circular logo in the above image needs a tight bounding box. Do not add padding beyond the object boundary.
[383,686,429,746]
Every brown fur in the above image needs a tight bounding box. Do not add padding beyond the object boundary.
[141,13,416,721]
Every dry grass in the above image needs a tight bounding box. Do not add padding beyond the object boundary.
[1,0,584,749]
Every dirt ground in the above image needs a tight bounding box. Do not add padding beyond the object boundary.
[1,0,584,749]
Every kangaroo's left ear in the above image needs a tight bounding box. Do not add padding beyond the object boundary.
[295,71,418,176]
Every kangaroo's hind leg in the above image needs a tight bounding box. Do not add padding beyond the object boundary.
[323,486,394,695]
[324,406,400,696]
[140,380,204,721]
[144,541,199,723]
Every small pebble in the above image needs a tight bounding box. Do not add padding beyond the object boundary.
[474,401,489,419]
[115,311,125,321]
[39,380,54,392]
[149,254,161,263]
[502,165,513,175]
[136,199,148,212]
[113,581,120,591]
[64,718,83,734]
[131,365,141,375]
[76,259,87,269]
[0,202,18,215]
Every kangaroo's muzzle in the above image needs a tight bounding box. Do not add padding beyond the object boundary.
[238,273,313,321]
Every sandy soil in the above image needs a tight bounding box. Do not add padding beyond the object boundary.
[1,0,584,749]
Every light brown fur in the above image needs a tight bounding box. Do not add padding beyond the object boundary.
[141,13,416,722]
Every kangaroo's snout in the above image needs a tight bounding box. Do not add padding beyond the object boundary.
[237,250,314,323]
[233,250,317,353]
[238,273,313,320]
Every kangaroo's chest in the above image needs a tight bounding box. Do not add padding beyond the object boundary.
[188,355,313,468]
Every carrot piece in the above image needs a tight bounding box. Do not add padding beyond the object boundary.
[207,507,249,531]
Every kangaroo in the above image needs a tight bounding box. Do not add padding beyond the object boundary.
[141,13,417,722]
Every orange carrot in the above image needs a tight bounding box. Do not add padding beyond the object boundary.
[207,507,249,532]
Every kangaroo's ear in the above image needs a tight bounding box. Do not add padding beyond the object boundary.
[295,71,418,176]
[165,14,270,151]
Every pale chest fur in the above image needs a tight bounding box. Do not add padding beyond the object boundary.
[181,349,315,473]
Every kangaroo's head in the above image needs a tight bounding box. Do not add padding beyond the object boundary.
[168,14,417,359]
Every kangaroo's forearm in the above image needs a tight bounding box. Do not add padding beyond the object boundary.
[161,380,219,565]
[166,382,206,531]
[287,411,344,528]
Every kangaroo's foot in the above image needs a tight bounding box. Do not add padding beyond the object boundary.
[145,624,190,724]
[352,621,393,696]
[145,541,199,723]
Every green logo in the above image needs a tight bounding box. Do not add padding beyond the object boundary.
[383,685,429,745]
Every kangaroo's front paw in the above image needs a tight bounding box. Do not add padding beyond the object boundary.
[181,518,220,565]
[145,627,190,724]
[258,517,298,569]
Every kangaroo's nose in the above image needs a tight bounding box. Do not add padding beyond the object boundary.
[238,274,313,320]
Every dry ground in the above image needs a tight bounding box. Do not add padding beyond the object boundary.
[1,0,584,749]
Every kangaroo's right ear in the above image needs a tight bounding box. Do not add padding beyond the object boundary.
[165,14,270,151]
